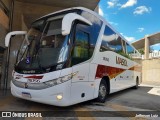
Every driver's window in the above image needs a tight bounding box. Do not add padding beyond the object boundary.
[17,36,28,62]
[72,24,90,65]
[41,19,64,48]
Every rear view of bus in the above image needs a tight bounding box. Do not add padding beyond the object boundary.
[6,7,141,106]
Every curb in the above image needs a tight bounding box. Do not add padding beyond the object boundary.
[139,84,160,88]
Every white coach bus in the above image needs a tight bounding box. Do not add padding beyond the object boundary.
[5,7,141,106]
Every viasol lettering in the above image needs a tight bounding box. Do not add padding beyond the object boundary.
[116,56,128,66]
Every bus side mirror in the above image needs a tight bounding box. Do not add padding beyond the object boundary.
[62,13,92,35]
[5,31,27,47]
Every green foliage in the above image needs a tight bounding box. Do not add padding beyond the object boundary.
[117,51,132,60]
[138,49,144,55]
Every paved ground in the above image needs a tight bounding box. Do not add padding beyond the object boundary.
[0,86,160,120]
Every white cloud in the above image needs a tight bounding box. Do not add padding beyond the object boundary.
[107,1,115,8]
[99,7,104,16]
[121,0,137,8]
[107,0,119,8]
[153,43,160,47]
[137,27,145,32]
[153,50,159,52]
[121,33,136,42]
[109,21,118,26]
[124,36,136,42]
[133,6,152,15]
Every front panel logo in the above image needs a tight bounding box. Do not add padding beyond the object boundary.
[2,112,11,117]
[116,56,128,66]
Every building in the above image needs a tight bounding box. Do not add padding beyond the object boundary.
[132,32,160,85]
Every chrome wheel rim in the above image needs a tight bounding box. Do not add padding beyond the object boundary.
[99,84,106,98]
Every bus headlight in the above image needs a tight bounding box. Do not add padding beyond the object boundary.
[44,74,72,87]
[56,94,63,100]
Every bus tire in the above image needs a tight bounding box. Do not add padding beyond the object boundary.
[133,77,139,89]
[96,79,108,103]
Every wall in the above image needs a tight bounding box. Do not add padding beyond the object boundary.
[0,8,9,47]
[142,59,160,82]
[1,0,11,10]
[0,0,11,89]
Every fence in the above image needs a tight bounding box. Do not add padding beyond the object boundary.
[141,51,160,59]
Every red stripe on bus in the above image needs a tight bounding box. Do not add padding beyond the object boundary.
[95,65,125,79]
[95,64,141,79]
[129,65,141,72]
[24,75,43,79]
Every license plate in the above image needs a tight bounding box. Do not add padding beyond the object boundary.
[27,79,40,83]
[22,92,31,98]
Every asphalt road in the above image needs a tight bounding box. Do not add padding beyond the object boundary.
[0,86,160,120]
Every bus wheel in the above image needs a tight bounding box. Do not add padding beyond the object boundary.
[97,80,108,103]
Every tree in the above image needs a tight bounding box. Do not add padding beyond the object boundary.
[138,48,144,55]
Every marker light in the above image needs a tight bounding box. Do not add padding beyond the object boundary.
[56,94,63,100]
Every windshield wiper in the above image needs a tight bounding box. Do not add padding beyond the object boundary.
[36,48,45,72]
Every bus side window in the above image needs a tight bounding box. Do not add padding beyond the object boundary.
[72,24,90,65]
[121,39,126,54]
[126,43,134,59]
[100,26,117,52]
[100,25,124,55]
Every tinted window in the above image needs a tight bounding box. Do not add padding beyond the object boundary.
[126,43,134,54]
[81,11,103,54]
[72,24,90,65]
[44,19,62,36]
[126,43,134,59]
[100,26,129,57]
[121,39,126,54]
[100,26,124,53]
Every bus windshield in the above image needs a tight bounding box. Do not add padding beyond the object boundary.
[16,18,70,73]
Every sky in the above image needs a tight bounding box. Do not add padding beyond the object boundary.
[98,0,160,50]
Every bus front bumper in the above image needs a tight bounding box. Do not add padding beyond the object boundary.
[10,80,72,106]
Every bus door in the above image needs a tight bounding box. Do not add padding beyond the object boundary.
[70,23,94,102]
